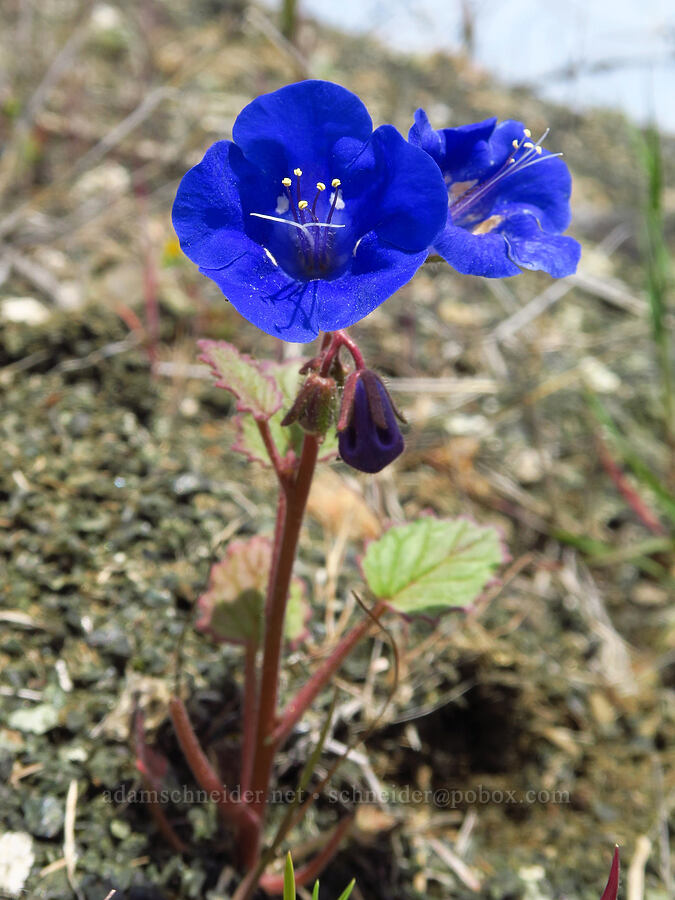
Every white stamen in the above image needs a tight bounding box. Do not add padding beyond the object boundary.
[250,212,345,234]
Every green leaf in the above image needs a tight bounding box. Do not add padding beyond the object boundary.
[283,852,296,900]
[311,882,320,900]
[233,359,338,467]
[198,339,282,421]
[196,537,269,645]
[336,880,356,900]
[362,517,504,615]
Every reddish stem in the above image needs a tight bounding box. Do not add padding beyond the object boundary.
[169,697,254,829]
[259,817,353,895]
[596,435,666,534]
[138,769,188,854]
[319,330,365,376]
[273,600,387,747]
[257,420,293,483]
[242,433,321,867]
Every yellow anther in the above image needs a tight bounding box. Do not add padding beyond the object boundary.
[512,139,519,148]
[508,157,516,165]
[524,128,532,138]
[282,177,292,187]
[298,200,309,210]
[293,167,303,177]
[316,181,326,191]
[535,145,543,154]
[331,178,341,188]
[523,142,534,149]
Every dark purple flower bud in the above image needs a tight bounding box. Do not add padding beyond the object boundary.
[337,370,404,473]
[281,372,337,435]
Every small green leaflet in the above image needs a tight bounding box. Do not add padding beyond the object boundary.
[362,517,504,615]
[198,339,282,421]
[233,359,338,467]
[283,852,296,900]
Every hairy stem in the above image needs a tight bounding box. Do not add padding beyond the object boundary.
[169,697,252,828]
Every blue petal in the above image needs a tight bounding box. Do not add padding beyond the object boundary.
[232,80,373,181]
[483,120,526,168]
[408,108,445,164]
[368,125,448,251]
[439,117,496,176]
[333,125,448,253]
[501,212,581,277]
[200,246,322,343]
[172,140,273,269]
[198,232,427,342]
[314,232,428,331]
[434,222,520,278]
[491,154,572,232]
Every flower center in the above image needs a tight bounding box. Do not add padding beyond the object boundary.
[449,127,562,227]
[250,168,350,279]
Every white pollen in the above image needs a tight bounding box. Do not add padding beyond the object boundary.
[275,194,290,214]
[330,191,345,210]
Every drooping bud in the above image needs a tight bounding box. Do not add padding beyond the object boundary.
[337,369,404,473]
[281,372,337,435]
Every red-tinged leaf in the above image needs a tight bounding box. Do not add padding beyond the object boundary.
[196,537,269,646]
[198,339,282,421]
[197,535,309,646]
[232,359,338,467]
[600,847,620,900]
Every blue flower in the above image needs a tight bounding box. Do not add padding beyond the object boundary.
[337,370,404,473]
[409,110,581,278]
[172,81,448,342]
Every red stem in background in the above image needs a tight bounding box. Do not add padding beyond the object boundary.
[595,434,666,535]
[258,817,353,895]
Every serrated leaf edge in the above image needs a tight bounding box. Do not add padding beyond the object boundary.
[198,339,283,421]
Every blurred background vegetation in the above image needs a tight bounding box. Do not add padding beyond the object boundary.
[0,2,673,899]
